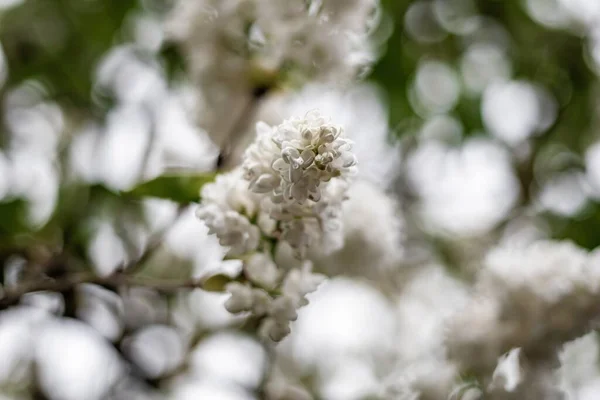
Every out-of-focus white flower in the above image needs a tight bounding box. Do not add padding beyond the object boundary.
[377,266,468,399]
[310,180,404,280]
[482,81,557,145]
[558,333,600,400]
[585,141,600,198]
[447,240,600,374]
[489,348,522,392]
[35,319,123,400]
[482,240,590,303]
[167,0,381,87]
[166,0,383,149]
[407,137,519,236]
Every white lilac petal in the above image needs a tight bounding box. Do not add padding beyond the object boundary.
[281,262,326,300]
[252,174,280,193]
[224,282,254,314]
[271,295,299,322]
[490,348,523,392]
[250,289,272,316]
[260,317,291,343]
[245,252,281,290]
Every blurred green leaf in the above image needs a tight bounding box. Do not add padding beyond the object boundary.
[549,203,600,250]
[0,199,29,235]
[201,274,235,293]
[126,173,216,204]
[0,0,139,110]
[160,42,187,82]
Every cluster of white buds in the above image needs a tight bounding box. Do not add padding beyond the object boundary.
[196,111,355,341]
[247,111,356,201]
[244,110,356,257]
[195,169,264,257]
[224,262,326,342]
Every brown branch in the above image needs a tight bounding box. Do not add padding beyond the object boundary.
[216,86,270,171]
[0,201,191,310]
[0,270,206,309]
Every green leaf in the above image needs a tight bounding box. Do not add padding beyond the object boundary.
[0,0,140,109]
[549,203,600,251]
[126,173,216,204]
[201,274,235,293]
[0,199,29,235]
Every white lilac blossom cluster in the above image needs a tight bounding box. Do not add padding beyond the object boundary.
[195,111,356,341]
[225,263,326,342]
[166,0,382,150]
[371,240,600,399]
[244,110,357,256]
[447,240,600,376]
[167,0,381,87]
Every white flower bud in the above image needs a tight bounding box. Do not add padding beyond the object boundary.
[196,169,263,256]
[224,282,254,314]
[489,348,522,392]
[281,262,326,302]
[270,295,299,322]
[251,289,272,316]
[245,252,281,290]
[260,317,291,343]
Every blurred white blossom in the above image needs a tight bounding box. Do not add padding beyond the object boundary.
[310,180,404,280]
[407,137,519,236]
[166,0,382,147]
[447,240,600,373]
[489,348,523,392]
[558,333,600,399]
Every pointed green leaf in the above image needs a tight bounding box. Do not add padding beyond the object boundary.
[0,199,29,235]
[126,173,216,204]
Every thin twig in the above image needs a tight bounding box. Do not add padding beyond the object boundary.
[0,203,194,309]
[217,87,270,171]
[137,104,159,184]
[0,270,206,309]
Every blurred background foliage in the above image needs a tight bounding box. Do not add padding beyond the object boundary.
[375,0,596,144]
